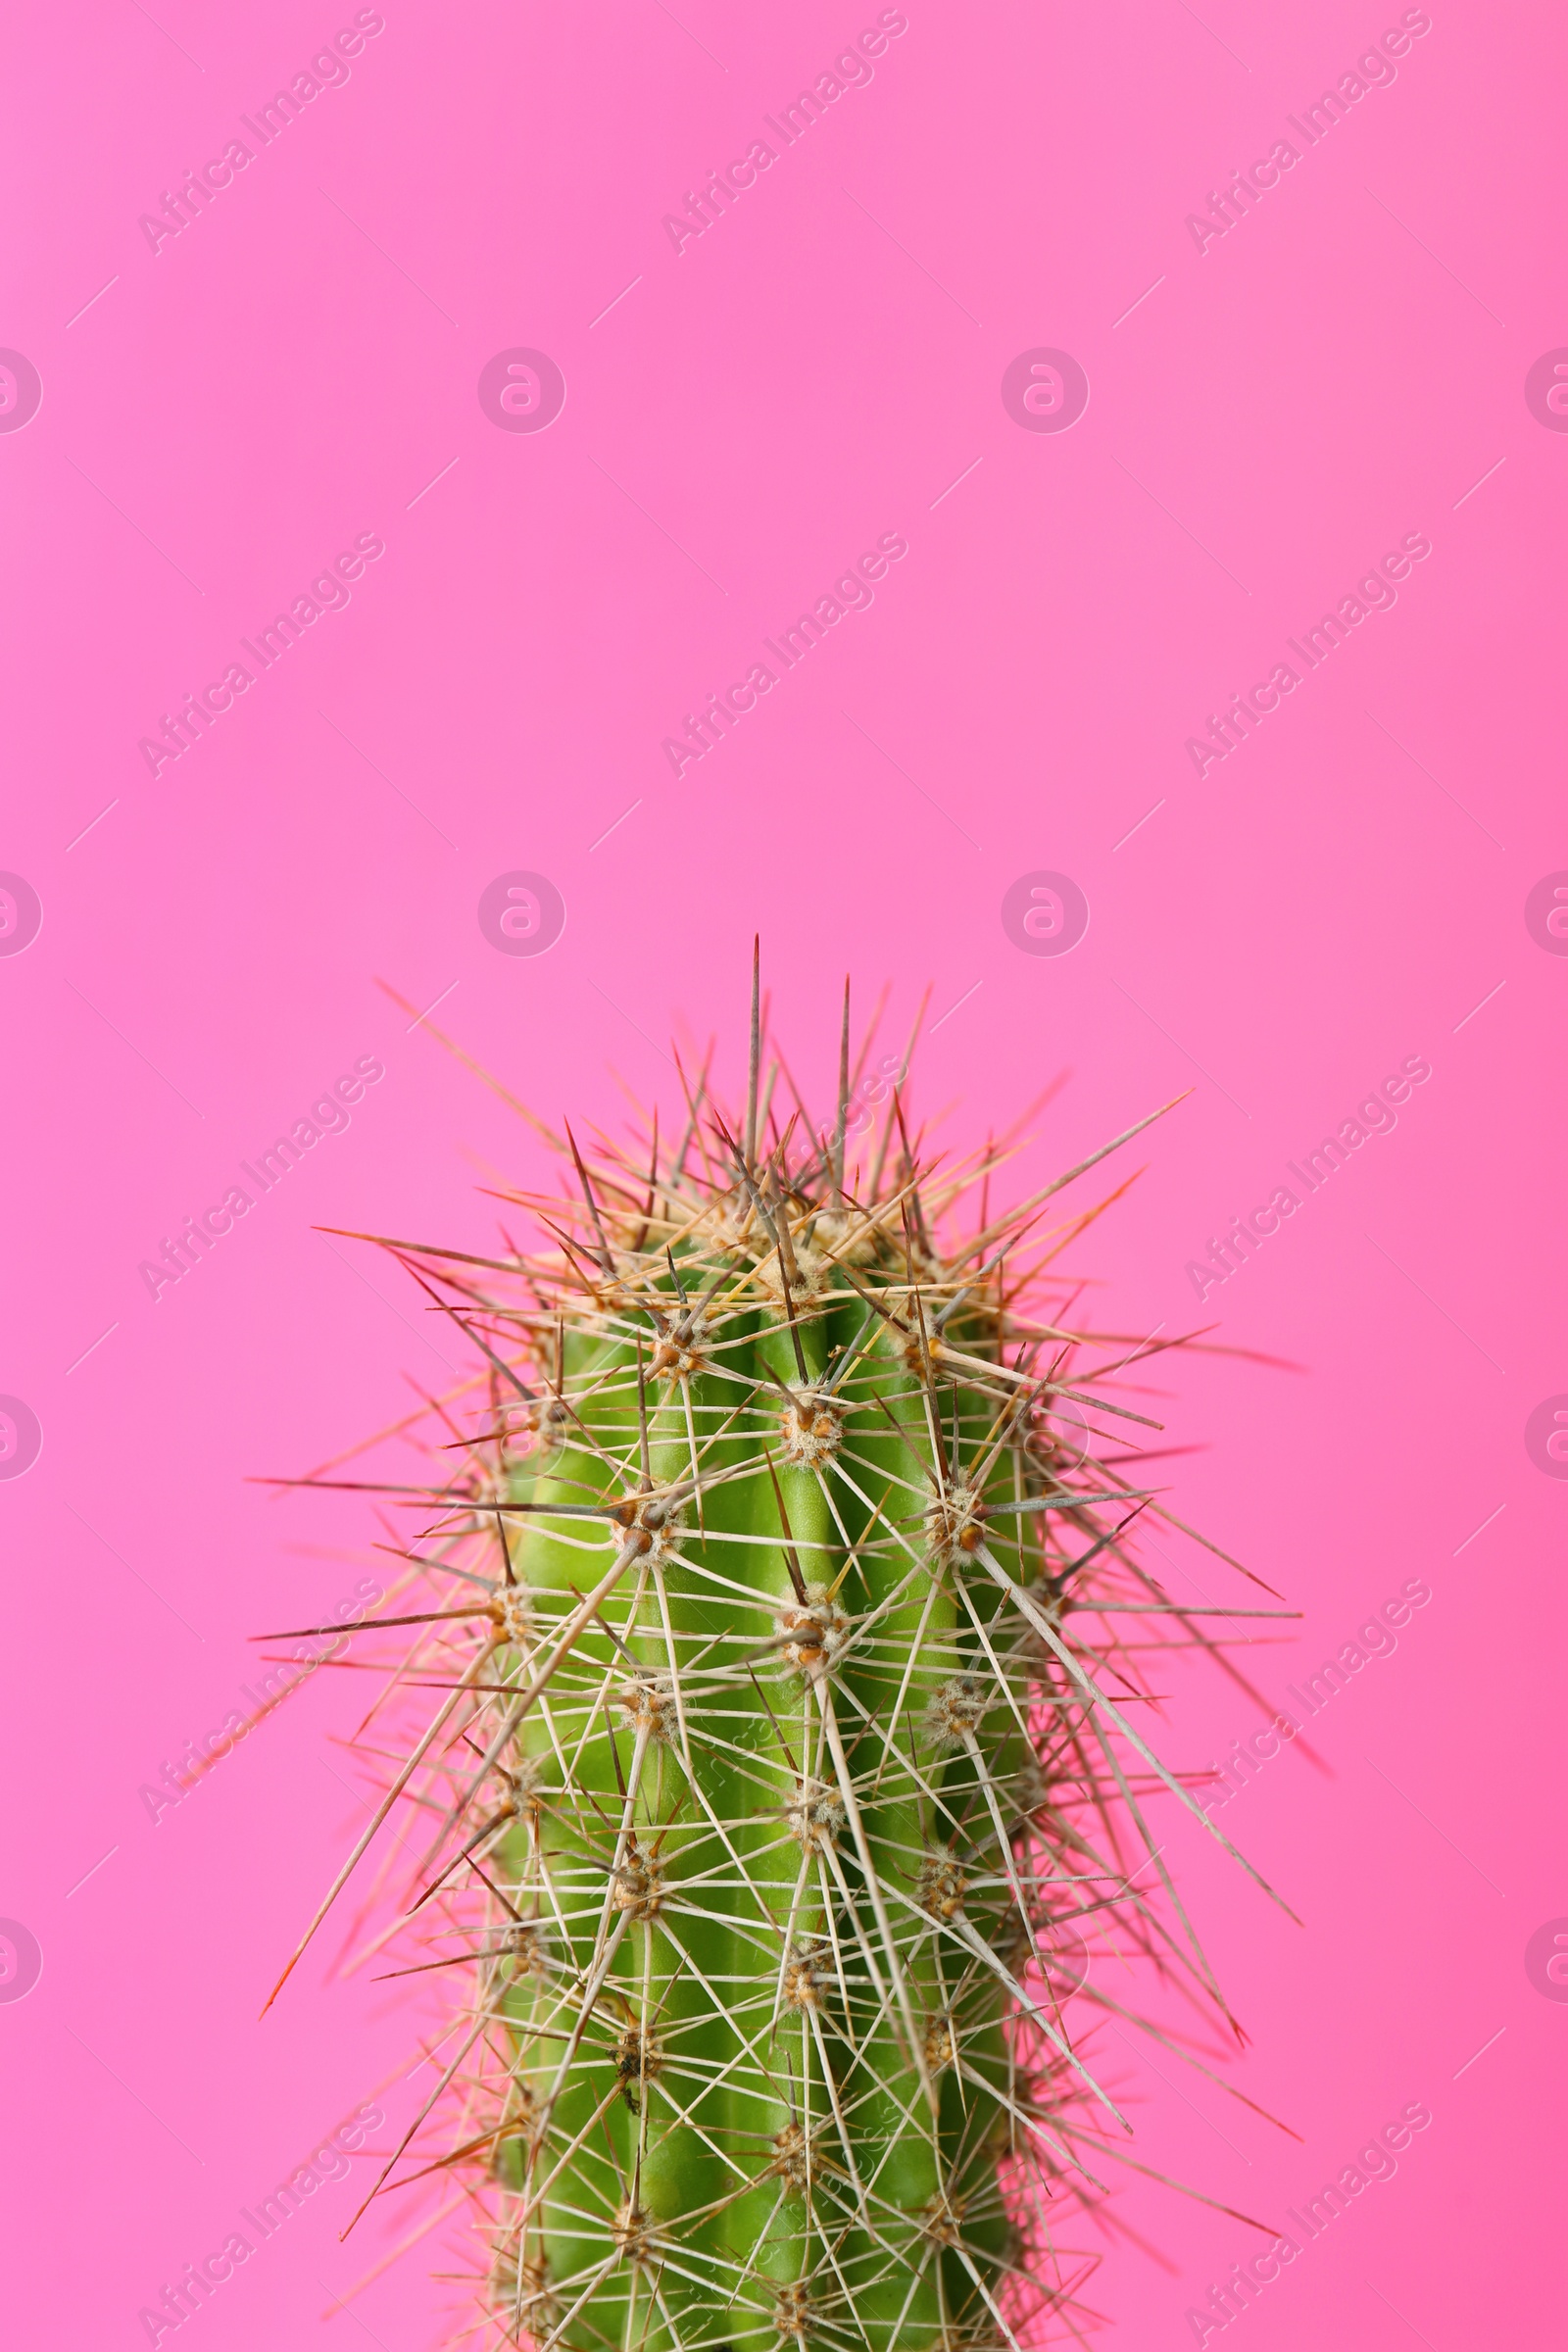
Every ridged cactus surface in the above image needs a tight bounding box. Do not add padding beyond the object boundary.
[267,974,1284,2352]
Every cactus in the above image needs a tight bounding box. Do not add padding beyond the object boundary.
[265,960,1289,2352]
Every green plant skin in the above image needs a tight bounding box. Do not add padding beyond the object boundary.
[268,1027,1274,2352]
[493,1263,1037,2352]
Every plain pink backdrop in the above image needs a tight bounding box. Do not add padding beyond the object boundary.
[2,2,1564,2345]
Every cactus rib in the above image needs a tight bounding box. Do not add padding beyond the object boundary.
[274,972,1288,2351]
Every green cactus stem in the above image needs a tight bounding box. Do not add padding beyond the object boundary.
[264,961,1293,2352]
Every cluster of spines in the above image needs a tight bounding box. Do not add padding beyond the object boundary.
[264,969,1294,2352]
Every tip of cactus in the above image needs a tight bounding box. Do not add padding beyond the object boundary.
[271,964,1292,2349]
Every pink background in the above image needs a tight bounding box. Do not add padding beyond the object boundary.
[2,1,1564,2344]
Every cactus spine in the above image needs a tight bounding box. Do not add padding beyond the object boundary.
[269,965,1287,2351]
